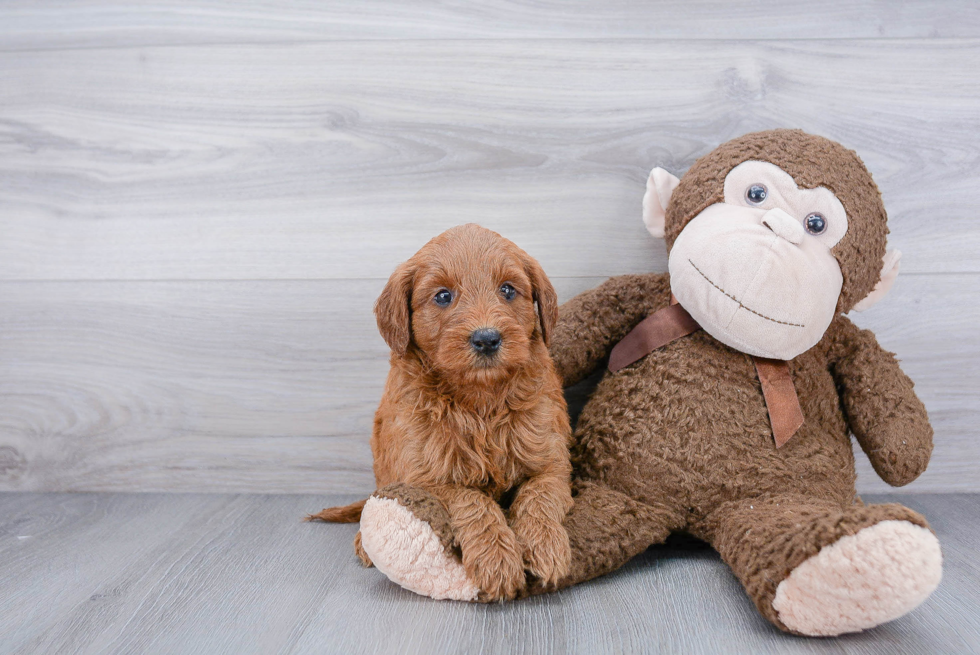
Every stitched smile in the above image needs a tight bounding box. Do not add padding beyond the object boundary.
[688,259,805,328]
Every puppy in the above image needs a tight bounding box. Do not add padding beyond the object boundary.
[311,223,573,600]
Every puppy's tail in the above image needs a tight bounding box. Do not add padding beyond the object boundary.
[305,499,366,523]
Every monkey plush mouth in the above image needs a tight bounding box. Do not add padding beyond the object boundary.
[688,259,805,328]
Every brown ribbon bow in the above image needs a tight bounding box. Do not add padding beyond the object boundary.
[608,296,804,448]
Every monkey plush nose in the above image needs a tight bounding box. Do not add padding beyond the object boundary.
[470,328,502,355]
[761,208,805,245]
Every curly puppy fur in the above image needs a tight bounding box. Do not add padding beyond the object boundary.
[311,224,573,601]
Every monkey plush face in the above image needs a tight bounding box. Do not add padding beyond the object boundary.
[643,130,900,361]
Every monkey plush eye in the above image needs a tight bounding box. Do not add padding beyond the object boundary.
[500,283,516,301]
[805,212,827,235]
[434,289,453,307]
[745,184,768,205]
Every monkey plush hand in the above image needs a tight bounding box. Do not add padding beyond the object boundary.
[545,129,940,636]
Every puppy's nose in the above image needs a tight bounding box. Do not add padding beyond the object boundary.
[470,328,502,355]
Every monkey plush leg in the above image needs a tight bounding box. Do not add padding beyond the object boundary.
[353,530,372,567]
[524,481,687,596]
[695,494,942,636]
[358,483,480,601]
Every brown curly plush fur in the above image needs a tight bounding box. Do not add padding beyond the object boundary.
[543,271,932,628]
[312,224,573,601]
[532,131,934,631]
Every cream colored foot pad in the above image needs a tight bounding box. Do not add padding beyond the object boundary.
[773,520,942,636]
[359,496,479,601]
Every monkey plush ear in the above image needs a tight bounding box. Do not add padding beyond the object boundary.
[852,250,901,312]
[642,167,681,239]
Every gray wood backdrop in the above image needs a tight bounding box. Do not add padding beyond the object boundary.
[1,1,978,494]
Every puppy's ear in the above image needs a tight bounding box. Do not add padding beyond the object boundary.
[523,254,559,347]
[374,260,415,355]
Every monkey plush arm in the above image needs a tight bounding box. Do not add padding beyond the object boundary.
[549,272,670,386]
[827,316,933,486]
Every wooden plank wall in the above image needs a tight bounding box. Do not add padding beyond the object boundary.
[1,2,978,493]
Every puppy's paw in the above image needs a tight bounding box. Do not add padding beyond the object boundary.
[514,518,571,586]
[472,550,526,602]
[464,530,526,601]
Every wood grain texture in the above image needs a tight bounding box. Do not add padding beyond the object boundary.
[0,4,977,496]
[1,274,975,494]
[1,492,977,654]
[1,39,978,281]
[2,1,979,50]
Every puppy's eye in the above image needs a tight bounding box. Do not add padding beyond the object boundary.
[433,289,453,307]
[805,212,827,235]
[500,284,516,301]
[746,184,768,205]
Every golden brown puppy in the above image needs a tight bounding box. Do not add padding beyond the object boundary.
[311,223,573,600]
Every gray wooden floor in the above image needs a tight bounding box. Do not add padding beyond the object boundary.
[1,492,977,655]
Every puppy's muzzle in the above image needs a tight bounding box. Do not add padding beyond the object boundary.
[470,328,502,356]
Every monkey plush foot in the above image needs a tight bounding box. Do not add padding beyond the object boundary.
[359,485,479,601]
[772,520,942,636]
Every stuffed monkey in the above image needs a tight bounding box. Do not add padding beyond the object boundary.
[354,130,941,637]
